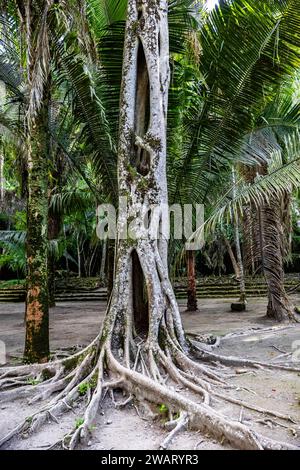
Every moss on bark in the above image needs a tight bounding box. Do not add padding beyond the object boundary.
[24,81,51,364]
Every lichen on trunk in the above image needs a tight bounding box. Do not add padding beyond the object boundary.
[107,0,185,351]
[24,92,50,363]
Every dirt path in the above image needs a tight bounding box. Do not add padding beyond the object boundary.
[0,297,300,450]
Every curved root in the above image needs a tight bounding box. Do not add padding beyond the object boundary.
[192,342,300,372]
[160,412,189,449]
[0,327,299,451]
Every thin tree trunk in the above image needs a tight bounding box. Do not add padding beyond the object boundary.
[186,250,198,312]
[234,221,246,302]
[77,233,81,278]
[232,168,246,304]
[99,237,107,283]
[223,237,240,279]
[107,238,115,300]
[0,151,4,202]
[63,224,69,276]
[243,205,256,275]
[88,244,97,277]
[48,212,60,308]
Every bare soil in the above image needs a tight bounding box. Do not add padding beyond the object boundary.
[0,297,300,450]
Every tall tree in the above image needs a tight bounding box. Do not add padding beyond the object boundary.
[231,167,246,308]
[21,0,52,363]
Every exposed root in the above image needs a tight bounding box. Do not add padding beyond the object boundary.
[212,391,298,424]
[1,301,299,451]
[192,342,300,372]
[107,349,298,450]
[219,324,296,342]
[1,334,299,451]
[160,412,189,449]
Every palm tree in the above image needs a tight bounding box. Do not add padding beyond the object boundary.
[14,1,53,363]
[169,0,300,319]
[198,128,300,323]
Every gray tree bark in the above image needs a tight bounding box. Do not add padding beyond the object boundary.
[100,0,185,350]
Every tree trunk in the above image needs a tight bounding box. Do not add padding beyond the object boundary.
[107,238,115,300]
[261,195,294,322]
[224,237,240,279]
[24,86,50,363]
[242,164,295,321]
[232,168,246,304]
[101,0,185,349]
[63,224,69,276]
[99,237,107,283]
[77,233,82,278]
[48,212,60,308]
[0,147,4,203]
[186,250,198,312]
[23,1,52,363]
[234,220,246,303]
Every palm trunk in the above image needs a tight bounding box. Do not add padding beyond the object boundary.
[24,85,50,363]
[261,195,294,322]
[243,164,294,321]
[243,205,256,275]
[23,1,52,363]
[186,250,198,312]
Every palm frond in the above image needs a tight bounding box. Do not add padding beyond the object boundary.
[50,188,96,216]
[192,131,300,243]
[169,0,300,205]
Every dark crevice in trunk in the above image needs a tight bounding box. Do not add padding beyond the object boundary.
[134,35,150,176]
[132,250,149,336]
[158,32,161,55]
[186,250,198,312]
[144,208,152,230]
[107,239,115,300]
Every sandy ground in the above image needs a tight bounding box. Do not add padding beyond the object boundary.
[0,297,300,450]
